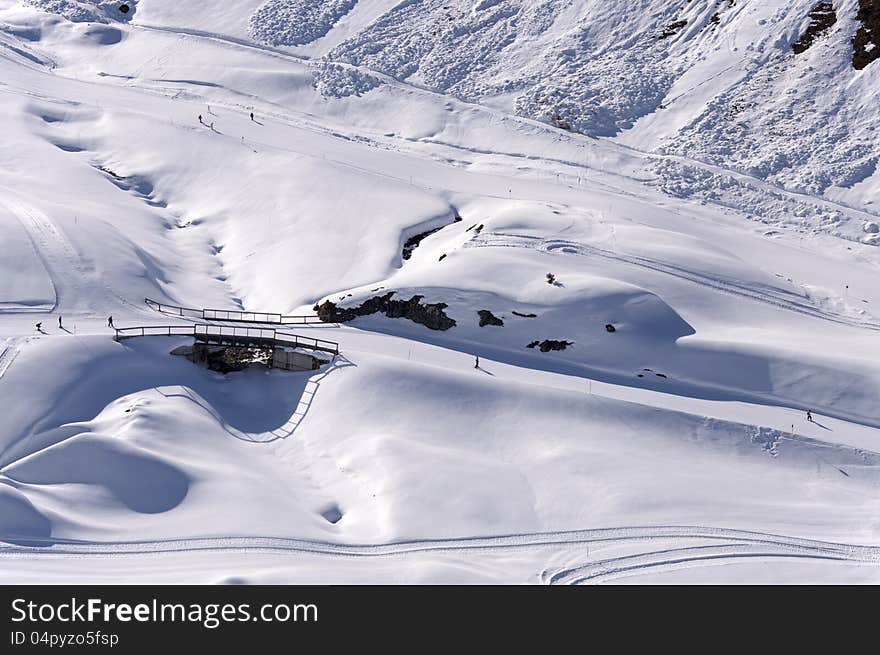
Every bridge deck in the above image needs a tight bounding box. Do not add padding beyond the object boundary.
[114,324,339,355]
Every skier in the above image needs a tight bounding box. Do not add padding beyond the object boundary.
[108,316,114,328]
[806,410,813,422]
[474,355,480,369]
[58,315,62,329]
[198,114,203,124]
[250,111,254,122]
[35,322,42,332]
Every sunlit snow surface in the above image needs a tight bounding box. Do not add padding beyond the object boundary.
[1,0,879,583]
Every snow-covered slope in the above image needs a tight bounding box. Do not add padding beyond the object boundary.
[0,0,879,583]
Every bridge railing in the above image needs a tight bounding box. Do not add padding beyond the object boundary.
[114,325,197,340]
[145,298,322,325]
[194,324,277,342]
[276,331,340,355]
[114,324,340,355]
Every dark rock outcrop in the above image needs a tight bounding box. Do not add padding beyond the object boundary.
[316,292,456,330]
[605,323,617,333]
[658,20,687,39]
[477,310,504,327]
[402,227,441,260]
[853,0,880,69]
[191,344,270,373]
[527,339,573,352]
[792,2,837,55]
[401,214,462,260]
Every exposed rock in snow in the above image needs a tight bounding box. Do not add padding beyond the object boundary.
[316,293,457,330]
[477,309,504,327]
[852,0,880,69]
[791,2,837,55]
[527,339,573,352]
[24,0,136,23]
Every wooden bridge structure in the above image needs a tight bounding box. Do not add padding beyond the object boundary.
[114,324,339,356]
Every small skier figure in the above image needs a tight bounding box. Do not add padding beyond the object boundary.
[474,355,480,369]
[250,111,254,122]
[58,315,62,329]
[806,410,813,422]
[108,316,114,328]
[35,322,42,332]
[198,114,203,124]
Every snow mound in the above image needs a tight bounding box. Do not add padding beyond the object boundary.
[313,62,381,98]
[5,435,190,514]
[0,484,52,546]
[248,0,357,46]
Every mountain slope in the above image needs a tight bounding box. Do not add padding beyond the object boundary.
[0,0,878,583]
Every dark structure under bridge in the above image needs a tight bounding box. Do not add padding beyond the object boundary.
[114,324,339,372]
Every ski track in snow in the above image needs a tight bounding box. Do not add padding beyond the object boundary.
[0,189,151,318]
[467,231,880,331]
[0,197,60,312]
[0,337,22,379]
[2,525,878,585]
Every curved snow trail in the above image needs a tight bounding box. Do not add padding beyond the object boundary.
[0,197,61,313]
[545,544,857,585]
[467,232,880,331]
[0,190,151,318]
[2,526,878,584]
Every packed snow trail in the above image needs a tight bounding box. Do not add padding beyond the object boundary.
[545,544,856,585]
[0,196,62,313]
[2,525,878,585]
[0,190,143,317]
[0,338,22,379]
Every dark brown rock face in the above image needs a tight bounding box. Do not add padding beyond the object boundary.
[527,339,573,352]
[658,20,687,40]
[401,214,461,260]
[477,310,504,327]
[853,1,880,69]
[792,2,837,55]
[317,292,456,330]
